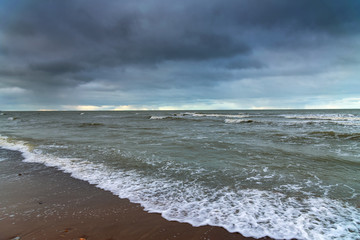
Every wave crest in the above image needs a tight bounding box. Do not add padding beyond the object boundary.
[224,119,254,124]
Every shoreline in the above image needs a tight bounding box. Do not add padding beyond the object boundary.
[0,148,272,240]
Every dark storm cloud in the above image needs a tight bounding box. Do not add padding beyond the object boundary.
[2,0,249,63]
[3,0,358,65]
[29,62,84,74]
[216,0,360,31]
[1,0,360,109]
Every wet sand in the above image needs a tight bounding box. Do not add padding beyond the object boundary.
[0,149,272,240]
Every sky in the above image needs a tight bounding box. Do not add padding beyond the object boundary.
[1,0,360,111]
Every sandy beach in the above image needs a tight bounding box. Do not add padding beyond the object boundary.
[0,149,271,240]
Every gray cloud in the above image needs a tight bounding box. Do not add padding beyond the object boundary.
[226,59,266,70]
[29,62,85,74]
[0,0,360,109]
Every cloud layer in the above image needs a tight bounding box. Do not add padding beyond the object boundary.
[1,0,360,110]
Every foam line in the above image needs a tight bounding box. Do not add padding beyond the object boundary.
[1,135,359,240]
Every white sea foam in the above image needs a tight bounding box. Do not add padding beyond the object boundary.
[149,116,169,120]
[1,135,359,240]
[278,114,360,127]
[7,117,17,121]
[188,112,248,118]
[281,114,360,122]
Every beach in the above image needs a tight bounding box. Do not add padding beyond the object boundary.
[0,148,266,240]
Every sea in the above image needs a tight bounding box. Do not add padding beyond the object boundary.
[0,110,359,240]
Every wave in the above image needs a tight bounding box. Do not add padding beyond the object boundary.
[149,115,203,122]
[183,112,249,118]
[309,131,360,140]
[224,119,254,124]
[277,113,360,127]
[281,113,360,122]
[149,116,171,120]
[7,117,19,121]
[1,135,359,240]
[149,112,249,122]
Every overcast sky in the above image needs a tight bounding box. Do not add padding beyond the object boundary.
[1,0,360,110]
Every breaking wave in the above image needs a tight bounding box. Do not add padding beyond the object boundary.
[150,112,249,122]
[309,131,360,140]
[224,119,254,124]
[281,113,360,121]
[1,135,359,240]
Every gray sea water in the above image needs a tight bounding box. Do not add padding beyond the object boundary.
[0,110,359,239]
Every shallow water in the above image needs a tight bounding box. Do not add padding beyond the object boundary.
[1,110,359,239]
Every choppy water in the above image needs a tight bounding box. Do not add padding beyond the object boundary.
[0,110,359,239]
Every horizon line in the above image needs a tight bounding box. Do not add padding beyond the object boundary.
[1,108,359,112]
